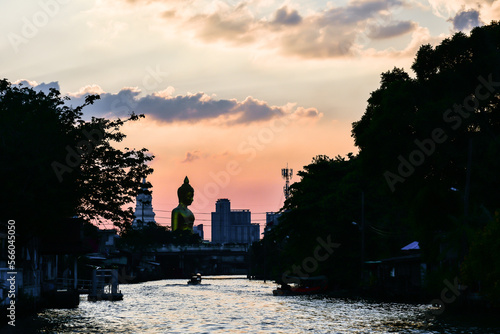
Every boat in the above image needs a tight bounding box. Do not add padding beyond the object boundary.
[272,275,328,296]
[187,273,202,285]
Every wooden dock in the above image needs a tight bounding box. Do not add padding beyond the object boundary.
[87,269,123,301]
[57,269,123,301]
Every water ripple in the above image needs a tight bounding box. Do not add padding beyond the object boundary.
[9,277,500,333]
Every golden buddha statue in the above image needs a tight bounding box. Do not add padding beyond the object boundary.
[171,176,195,232]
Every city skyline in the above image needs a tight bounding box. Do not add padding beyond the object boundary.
[211,198,259,244]
[130,175,266,240]
[2,0,496,232]
[135,190,267,241]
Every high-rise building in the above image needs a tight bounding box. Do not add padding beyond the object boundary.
[132,177,156,229]
[193,224,204,240]
[211,199,260,244]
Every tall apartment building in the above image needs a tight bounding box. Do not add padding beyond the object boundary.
[211,199,260,244]
[193,224,204,240]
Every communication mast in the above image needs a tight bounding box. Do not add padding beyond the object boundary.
[281,164,293,200]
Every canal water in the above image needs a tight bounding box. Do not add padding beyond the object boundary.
[6,277,500,333]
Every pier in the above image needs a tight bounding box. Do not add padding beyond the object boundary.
[52,269,123,303]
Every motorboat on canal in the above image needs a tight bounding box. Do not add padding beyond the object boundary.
[273,275,328,296]
[187,273,202,285]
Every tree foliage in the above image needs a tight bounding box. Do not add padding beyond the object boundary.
[255,22,500,298]
[461,211,500,306]
[118,223,202,252]
[351,22,500,264]
[0,79,154,235]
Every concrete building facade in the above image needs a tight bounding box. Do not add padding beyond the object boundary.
[211,199,259,244]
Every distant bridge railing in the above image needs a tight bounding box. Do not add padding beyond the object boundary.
[153,244,250,253]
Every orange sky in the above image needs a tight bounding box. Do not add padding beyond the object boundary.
[118,114,356,239]
[2,0,496,240]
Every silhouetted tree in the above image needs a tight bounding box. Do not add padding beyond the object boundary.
[0,79,154,235]
[257,22,500,299]
[260,155,360,287]
[461,211,500,306]
[351,22,500,294]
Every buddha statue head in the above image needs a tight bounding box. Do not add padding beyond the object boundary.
[177,176,194,206]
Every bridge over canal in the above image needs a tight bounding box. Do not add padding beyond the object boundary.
[142,244,252,277]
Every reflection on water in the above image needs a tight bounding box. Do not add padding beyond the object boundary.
[7,277,500,333]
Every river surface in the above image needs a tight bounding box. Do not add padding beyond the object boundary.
[5,277,500,333]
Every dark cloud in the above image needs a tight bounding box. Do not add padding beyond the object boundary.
[67,88,142,119]
[138,92,236,122]
[154,0,411,58]
[272,7,302,26]
[276,0,409,58]
[367,20,417,39]
[233,97,284,123]
[451,9,482,32]
[68,87,320,125]
[14,80,60,94]
[182,151,201,163]
[322,0,402,25]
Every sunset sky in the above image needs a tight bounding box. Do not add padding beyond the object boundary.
[2,0,497,238]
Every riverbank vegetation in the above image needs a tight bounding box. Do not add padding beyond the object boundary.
[251,22,500,309]
[0,80,154,236]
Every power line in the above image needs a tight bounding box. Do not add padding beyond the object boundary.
[155,209,273,215]
[153,209,279,215]
[155,215,266,220]
[154,216,267,225]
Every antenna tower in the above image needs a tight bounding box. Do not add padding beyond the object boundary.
[281,163,293,200]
